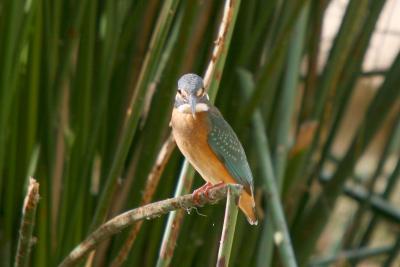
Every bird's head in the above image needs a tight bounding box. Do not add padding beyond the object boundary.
[175,73,210,118]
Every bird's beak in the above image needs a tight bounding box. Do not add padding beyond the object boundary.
[189,94,197,119]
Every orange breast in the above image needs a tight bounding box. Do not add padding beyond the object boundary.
[171,109,236,185]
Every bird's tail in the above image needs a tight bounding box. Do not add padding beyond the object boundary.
[239,191,258,225]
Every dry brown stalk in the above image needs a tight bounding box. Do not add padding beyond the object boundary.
[15,178,40,267]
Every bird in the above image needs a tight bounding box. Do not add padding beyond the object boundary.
[170,73,257,225]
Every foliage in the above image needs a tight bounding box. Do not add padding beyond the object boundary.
[0,0,399,266]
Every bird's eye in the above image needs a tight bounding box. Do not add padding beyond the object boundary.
[196,88,204,97]
[177,89,182,95]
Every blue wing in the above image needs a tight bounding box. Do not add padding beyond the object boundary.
[206,107,254,194]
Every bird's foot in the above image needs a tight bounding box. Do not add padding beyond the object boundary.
[192,182,224,205]
[193,182,213,194]
[192,182,212,205]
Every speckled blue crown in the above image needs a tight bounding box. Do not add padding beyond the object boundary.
[178,73,204,93]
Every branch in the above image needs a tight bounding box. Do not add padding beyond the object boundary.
[14,177,40,267]
[216,186,241,267]
[59,184,242,267]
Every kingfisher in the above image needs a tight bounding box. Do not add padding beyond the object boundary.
[170,73,257,225]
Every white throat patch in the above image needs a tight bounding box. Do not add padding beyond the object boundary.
[177,103,209,113]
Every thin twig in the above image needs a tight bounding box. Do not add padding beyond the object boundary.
[14,177,40,267]
[59,184,242,267]
[216,186,241,267]
[110,134,175,266]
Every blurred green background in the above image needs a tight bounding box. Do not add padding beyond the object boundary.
[1,0,399,266]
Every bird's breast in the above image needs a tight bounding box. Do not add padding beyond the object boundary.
[171,108,234,185]
[171,109,211,156]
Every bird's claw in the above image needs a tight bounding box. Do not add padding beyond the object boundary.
[192,182,225,205]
